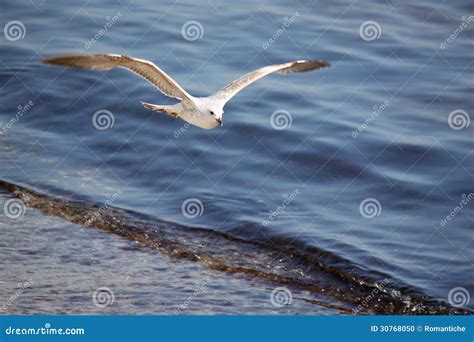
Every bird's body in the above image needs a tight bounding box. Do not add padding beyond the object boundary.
[42,54,329,129]
[142,96,223,129]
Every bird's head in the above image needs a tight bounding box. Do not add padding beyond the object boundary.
[208,107,224,126]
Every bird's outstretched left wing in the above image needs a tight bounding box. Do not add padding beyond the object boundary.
[212,60,330,103]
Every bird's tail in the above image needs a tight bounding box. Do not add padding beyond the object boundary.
[141,102,179,118]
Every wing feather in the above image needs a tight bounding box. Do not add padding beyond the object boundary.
[42,54,191,100]
[213,60,330,103]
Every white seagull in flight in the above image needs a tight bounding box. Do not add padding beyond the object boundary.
[42,54,330,129]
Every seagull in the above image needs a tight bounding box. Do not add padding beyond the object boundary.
[42,54,330,129]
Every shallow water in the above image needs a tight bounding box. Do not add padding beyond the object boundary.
[1,0,473,314]
[1,187,343,315]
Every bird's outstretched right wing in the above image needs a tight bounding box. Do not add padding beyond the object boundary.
[212,60,330,103]
[42,54,192,101]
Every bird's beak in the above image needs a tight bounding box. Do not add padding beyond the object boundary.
[215,118,223,126]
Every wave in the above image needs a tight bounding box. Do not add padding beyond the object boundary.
[0,179,470,315]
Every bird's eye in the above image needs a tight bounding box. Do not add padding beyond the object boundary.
[210,111,215,115]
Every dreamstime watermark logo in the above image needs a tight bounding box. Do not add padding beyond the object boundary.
[440,16,474,49]
[262,11,300,49]
[92,109,115,130]
[440,193,473,227]
[181,198,204,218]
[3,199,26,219]
[353,281,388,313]
[352,100,389,138]
[270,287,292,307]
[174,278,210,314]
[92,287,115,308]
[448,287,470,308]
[270,109,292,130]
[4,21,26,41]
[448,109,470,130]
[84,11,122,49]
[262,189,299,227]
[181,21,204,41]
[359,198,381,218]
[4,322,85,336]
[1,279,33,312]
[85,189,122,226]
[0,100,34,135]
[359,21,381,41]
[173,122,190,139]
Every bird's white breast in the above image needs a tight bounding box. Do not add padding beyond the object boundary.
[179,98,219,129]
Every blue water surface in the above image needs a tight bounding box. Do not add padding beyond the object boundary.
[0,0,473,310]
